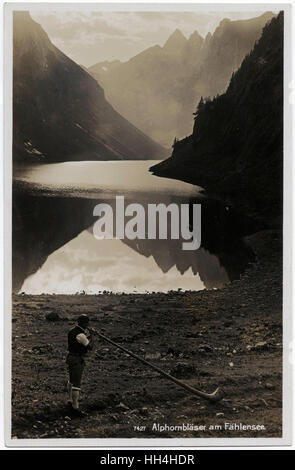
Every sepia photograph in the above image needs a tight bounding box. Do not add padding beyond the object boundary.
[3,2,292,445]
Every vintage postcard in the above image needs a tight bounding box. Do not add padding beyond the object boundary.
[3,2,293,447]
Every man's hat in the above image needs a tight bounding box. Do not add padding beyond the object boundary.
[77,314,89,326]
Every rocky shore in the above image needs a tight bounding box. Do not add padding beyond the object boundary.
[11,230,282,439]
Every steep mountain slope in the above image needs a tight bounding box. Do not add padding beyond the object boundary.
[89,12,274,147]
[13,12,166,164]
[151,13,283,226]
[199,13,276,97]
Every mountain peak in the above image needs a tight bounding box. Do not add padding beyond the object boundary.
[188,30,204,48]
[163,29,187,52]
[170,28,187,39]
[204,32,212,43]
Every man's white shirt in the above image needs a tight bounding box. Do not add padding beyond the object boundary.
[76,326,90,346]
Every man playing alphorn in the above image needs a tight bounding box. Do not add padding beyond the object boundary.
[66,314,92,417]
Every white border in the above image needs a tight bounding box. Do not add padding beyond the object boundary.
[2,1,294,449]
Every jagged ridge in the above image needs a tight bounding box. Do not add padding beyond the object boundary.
[151,13,283,226]
[88,12,274,147]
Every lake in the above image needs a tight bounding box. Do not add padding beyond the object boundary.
[13,160,203,199]
[13,161,254,294]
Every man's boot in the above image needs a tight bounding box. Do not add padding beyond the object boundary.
[71,387,87,417]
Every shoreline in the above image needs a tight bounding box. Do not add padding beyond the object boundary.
[11,229,282,439]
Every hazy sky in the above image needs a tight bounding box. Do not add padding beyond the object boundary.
[31,10,270,67]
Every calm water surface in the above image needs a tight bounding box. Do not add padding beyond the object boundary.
[13,161,252,294]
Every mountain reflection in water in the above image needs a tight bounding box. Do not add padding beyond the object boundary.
[13,161,255,294]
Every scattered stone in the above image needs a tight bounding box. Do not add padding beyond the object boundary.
[45,311,60,321]
[252,341,268,351]
[198,344,213,353]
[246,341,269,352]
[249,399,261,407]
[116,402,129,411]
[244,405,254,412]
[145,352,161,360]
[265,382,275,390]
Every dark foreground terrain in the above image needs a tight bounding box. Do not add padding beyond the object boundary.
[11,230,282,440]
